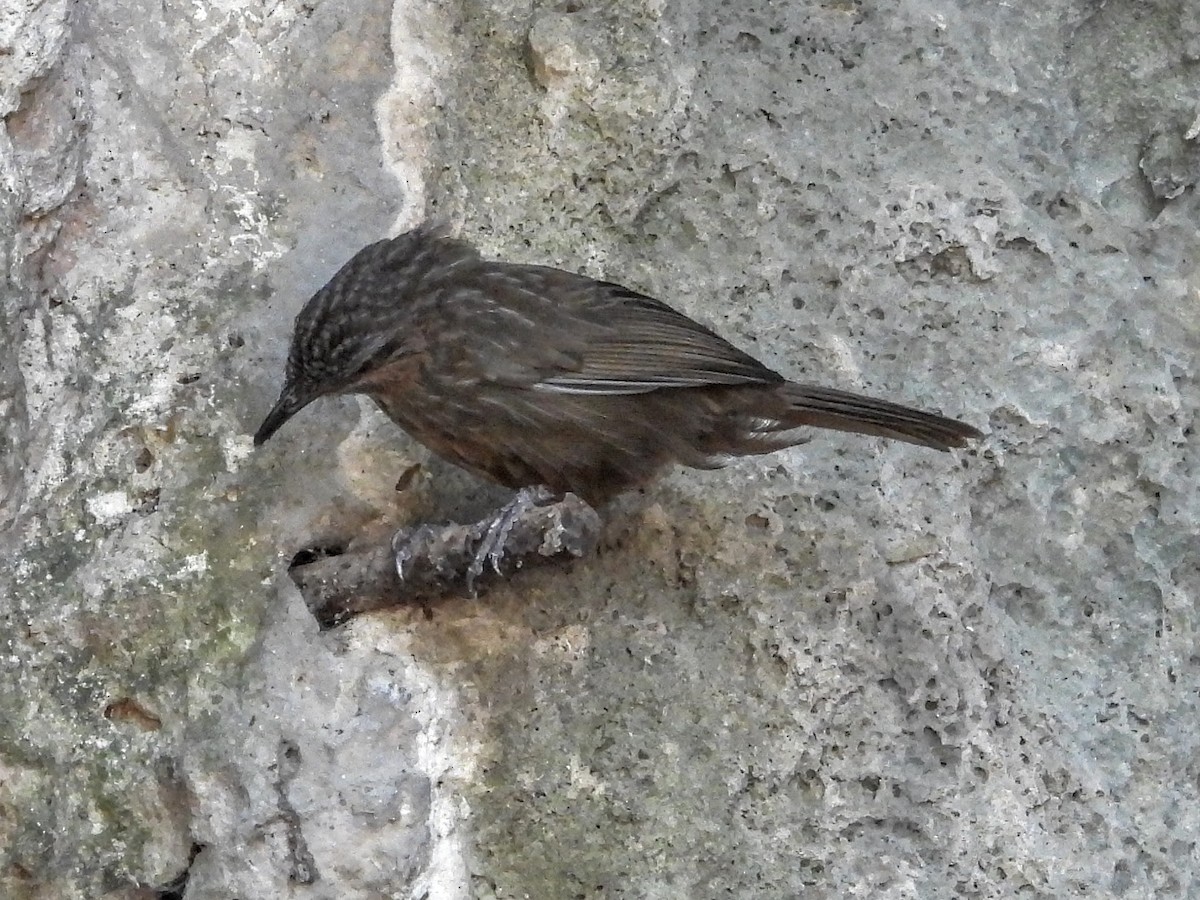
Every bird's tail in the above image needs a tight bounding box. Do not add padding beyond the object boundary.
[778,383,981,451]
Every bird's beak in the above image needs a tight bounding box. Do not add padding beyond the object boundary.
[253,384,314,446]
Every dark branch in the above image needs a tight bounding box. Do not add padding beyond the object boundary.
[288,493,603,629]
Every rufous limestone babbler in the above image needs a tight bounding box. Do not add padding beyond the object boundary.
[255,224,981,507]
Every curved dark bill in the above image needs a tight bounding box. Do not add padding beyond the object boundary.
[254,388,308,446]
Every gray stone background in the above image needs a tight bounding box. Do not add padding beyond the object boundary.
[1,0,1196,897]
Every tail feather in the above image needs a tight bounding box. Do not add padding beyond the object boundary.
[779,384,982,451]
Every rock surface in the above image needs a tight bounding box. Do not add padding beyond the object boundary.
[1,0,1196,897]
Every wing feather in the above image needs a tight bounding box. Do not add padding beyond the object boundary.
[430,264,784,394]
[521,278,783,395]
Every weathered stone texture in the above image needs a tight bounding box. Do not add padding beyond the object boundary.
[1,1,1195,897]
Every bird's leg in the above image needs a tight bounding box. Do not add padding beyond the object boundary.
[466,484,560,593]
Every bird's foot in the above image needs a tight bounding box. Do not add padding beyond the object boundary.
[392,523,444,581]
[466,485,560,594]
[385,487,599,604]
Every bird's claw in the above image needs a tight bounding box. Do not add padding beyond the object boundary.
[392,523,440,581]
[466,485,558,594]
[391,486,565,597]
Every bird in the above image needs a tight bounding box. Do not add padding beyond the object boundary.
[255,224,981,508]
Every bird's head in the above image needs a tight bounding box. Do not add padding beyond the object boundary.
[253,226,473,446]
[253,257,394,446]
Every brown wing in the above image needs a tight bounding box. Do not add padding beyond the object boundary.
[430,262,785,394]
